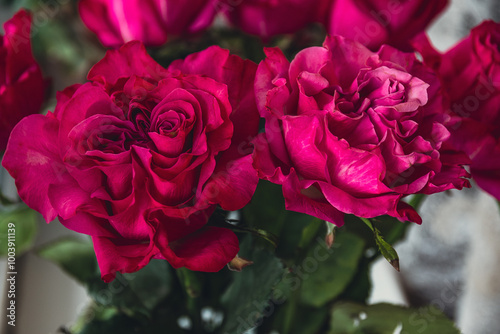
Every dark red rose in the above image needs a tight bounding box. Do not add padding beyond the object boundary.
[2,42,259,282]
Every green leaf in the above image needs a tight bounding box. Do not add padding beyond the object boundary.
[329,302,460,334]
[74,301,191,334]
[87,260,172,319]
[360,218,400,271]
[75,312,142,334]
[243,180,324,258]
[277,212,323,259]
[300,231,365,307]
[337,256,372,304]
[293,306,328,334]
[268,304,328,334]
[220,236,285,334]
[125,260,172,311]
[37,237,97,284]
[242,180,287,237]
[374,228,400,271]
[74,289,188,334]
[297,218,323,250]
[0,206,38,257]
[0,205,38,257]
[70,302,119,333]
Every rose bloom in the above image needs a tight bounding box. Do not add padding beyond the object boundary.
[2,42,259,282]
[0,10,45,151]
[415,21,500,200]
[325,0,449,51]
[79,0,219,47]
[253,36,470,226]
[221,0,329,40]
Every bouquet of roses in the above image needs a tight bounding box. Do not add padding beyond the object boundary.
[0,0,498,333]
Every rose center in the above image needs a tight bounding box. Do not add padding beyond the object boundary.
[129,106,151,138]
[156,110,184,137]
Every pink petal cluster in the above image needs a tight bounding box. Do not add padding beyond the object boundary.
[325,0,449,51]
[221,0,329,40]
[0,10,45,151]
[79,0,219,47]
[2,42,259,282]
[416,21,500,200]
[78,0,449,49]
[253,36,470,226]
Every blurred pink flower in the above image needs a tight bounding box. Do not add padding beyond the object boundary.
[79,0,219,47]
[415,21,500,200]
[221,0,330,40]
[325,0,449,50]
[0,10,45,151]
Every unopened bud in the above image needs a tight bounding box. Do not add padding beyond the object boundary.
[325,232,335,249]
[227,255,253,272]
[325,222,336,249]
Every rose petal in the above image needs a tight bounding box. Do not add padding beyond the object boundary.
[2,114,65,222]
[162,226,239,272]
[88,41,169,87]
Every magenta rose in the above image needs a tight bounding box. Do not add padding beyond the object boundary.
[0,10,45,151]
[2,42,259,282]
[79,0,218,47]
[416,21,500,200]
[221,0,329,40]
[253,36,470,226]
[325,0,449,51]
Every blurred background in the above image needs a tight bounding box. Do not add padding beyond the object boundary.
[0,0,499,333]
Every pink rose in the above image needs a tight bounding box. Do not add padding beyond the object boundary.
[79,0,218,47]
[325,0,449,51]
[253,36,470,226]
[2,42,259,282]
[0,10,45,151]
[221,0,329,40]
[417,21,500,200]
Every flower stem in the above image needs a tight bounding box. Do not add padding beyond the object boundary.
[176,268,203,332]
[282,284,300,334]
[223,220,279,248]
